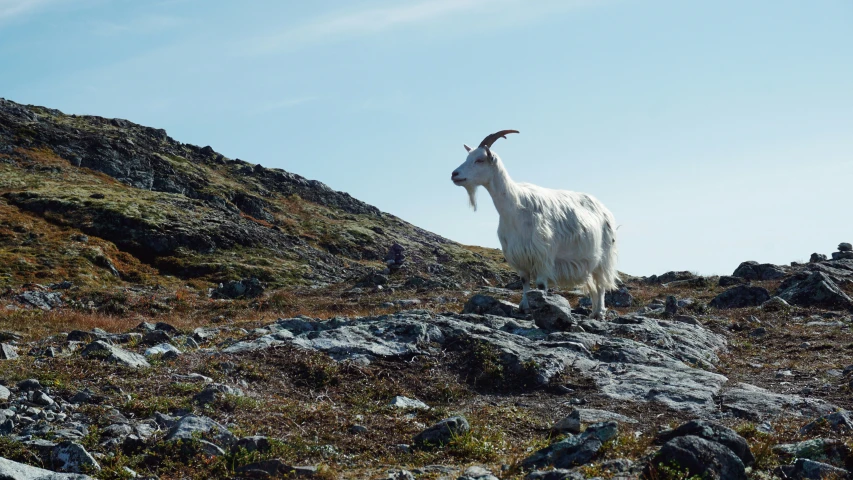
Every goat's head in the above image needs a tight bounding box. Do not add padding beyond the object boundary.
[451,130,518,210]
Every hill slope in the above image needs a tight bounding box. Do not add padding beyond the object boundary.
[0,98,509,290]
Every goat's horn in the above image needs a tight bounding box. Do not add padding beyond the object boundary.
[478,130,519,149]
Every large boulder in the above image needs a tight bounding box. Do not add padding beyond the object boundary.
[732,261,787,281]
[647,435,746,480]
[709,285,771,309]
[525,291,579,330]
[521,422,618,470]
[656,420,754,466]
[777,271,853,311]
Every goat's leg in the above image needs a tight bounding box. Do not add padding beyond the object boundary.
[591,286,606,319]
[520,274,531,311]
[536,278,548,293]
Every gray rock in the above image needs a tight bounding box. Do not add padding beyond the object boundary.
[761,296,791,312]
[31,390,54,406]
[192,383,244,406]
[0,456,94,479]
[732,261,787,280]
[15,291,64,310]
[233,436,272,453]
[571,408,638,425]
[833,251,853,260]
[800,410,853,435]
[101,423,133,438]
[463,294,517,317]
[841,243,853,252]
[526,290,579,330]
[710,285,771,309]
[550,414,581,435]
[773,438,850,467]
[777,458,851,479]
[141,329,171,345]
[551,408,636,435]
[386,469,416,480]
[0,385,9,401]
[17,379,41,391]
[192,327,219,343]
[644,271,696,284]
[648,435,746,480]
[413,416,470,448]
[51,441,100,473]
[722,383,836,421]
[778,271,853,311]
[388,396,430,410]
[810,253,828,263]
[211,277,264,299]
[199,440,226,456]
[656,419,754,466]
[164,415,236,448]
[605,286,634,308]
[0,343,18,359]
[80,340,150,368]
[144,343,182,357]
[349,425,368,434]
[522,421,618,470]
[719,275,747,287]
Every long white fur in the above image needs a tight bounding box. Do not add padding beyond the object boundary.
[452,143,618,318]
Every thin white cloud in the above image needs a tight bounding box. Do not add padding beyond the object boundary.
[241,0,516,56]
[0,0,58,20]
[91,14,184,36]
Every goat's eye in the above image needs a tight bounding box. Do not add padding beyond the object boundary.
[474,158,484,164]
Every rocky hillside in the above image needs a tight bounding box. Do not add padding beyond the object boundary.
[0,98,510,291]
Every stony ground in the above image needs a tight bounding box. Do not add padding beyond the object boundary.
[0,247,852,479]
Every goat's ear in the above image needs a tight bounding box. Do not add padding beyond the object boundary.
[463,144,472,152]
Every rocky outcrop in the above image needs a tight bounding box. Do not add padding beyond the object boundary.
[0,98,511,288]
[709,285,771,309]
[255,294,734,414]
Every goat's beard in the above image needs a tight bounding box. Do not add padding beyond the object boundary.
[465,185,478,211]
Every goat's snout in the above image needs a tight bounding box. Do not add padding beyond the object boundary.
[451,170,460,179]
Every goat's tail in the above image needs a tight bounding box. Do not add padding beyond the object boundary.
[593,217,620,292]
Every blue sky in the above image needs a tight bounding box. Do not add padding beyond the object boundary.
[1,0,851,276]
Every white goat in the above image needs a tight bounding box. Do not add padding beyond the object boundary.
[451,130,619,318]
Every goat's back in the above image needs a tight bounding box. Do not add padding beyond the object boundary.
[498,183,617,289]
